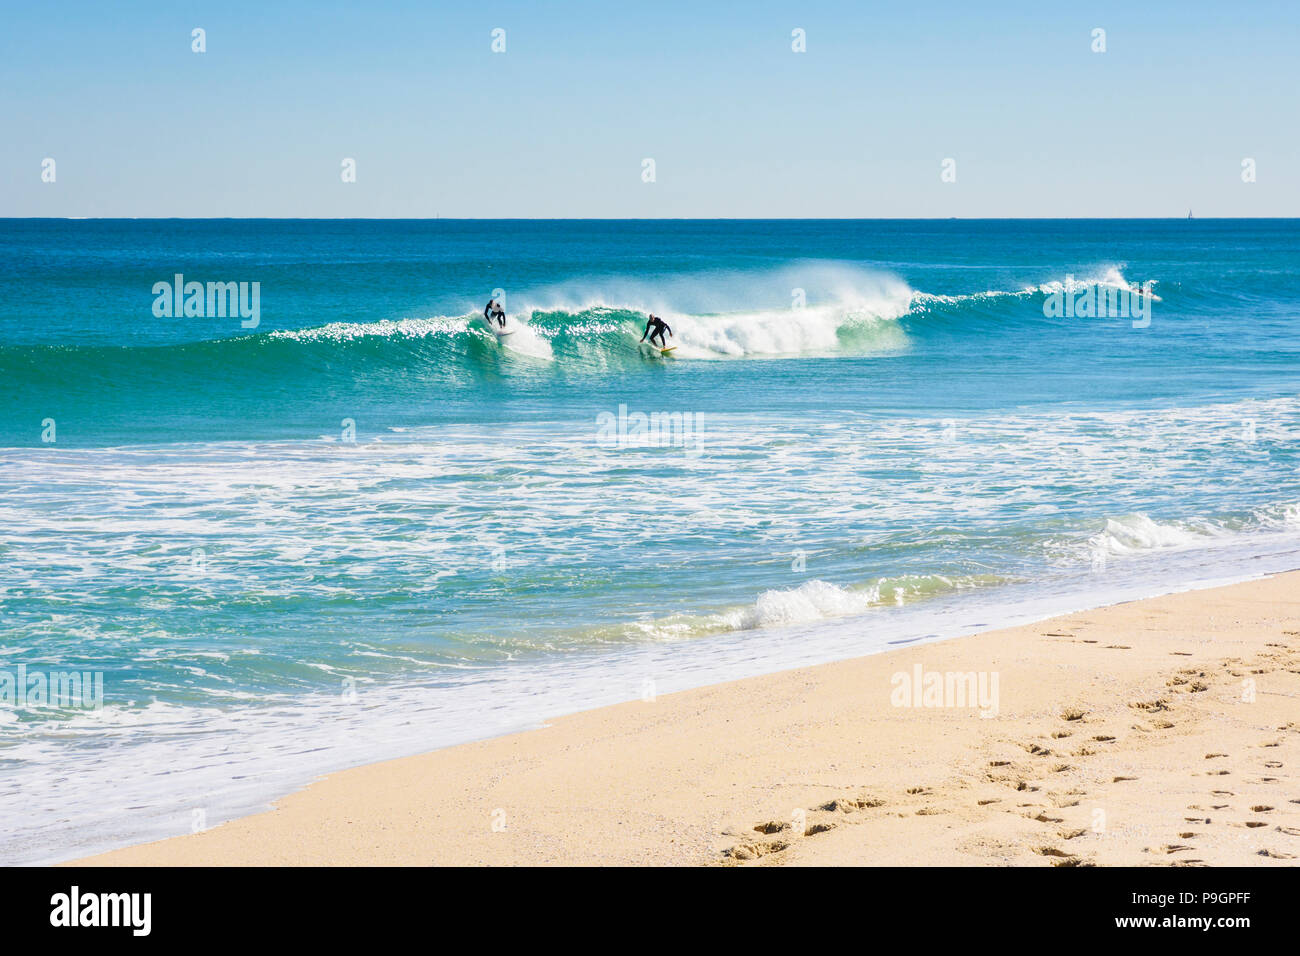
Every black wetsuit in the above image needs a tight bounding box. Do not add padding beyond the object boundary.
[485,301,505,328]
[641,315,672,347]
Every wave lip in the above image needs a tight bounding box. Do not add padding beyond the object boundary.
[268,316,468,342]
[515,261,916,359]
[1030,265,1162,303]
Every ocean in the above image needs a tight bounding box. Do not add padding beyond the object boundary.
[2,218,1298,864]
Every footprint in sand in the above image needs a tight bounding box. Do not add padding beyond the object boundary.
[724,839,789,861]
[1130,698,1171,713]
[819,796,883,813]
[1034,846,1073,858]
[730,808,844,858]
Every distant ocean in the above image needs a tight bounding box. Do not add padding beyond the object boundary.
[3,219,1299,863]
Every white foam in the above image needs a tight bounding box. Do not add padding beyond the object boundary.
[514,261,916,358]
[1030,264,1161,300]
[270,316,467,342]
[490,314,554,360]
[1092,514,1216,554]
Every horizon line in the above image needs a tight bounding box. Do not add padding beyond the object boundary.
[3,216,1297,222]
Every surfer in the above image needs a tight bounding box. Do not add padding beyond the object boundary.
[484,299,506,328]
[640,313,673,348]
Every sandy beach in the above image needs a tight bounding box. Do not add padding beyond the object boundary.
[76,573,1300,867]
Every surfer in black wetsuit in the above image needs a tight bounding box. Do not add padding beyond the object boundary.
[484,299,506,328]
[640,313,672,348]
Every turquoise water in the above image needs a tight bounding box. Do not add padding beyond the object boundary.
[3,219,1299,862]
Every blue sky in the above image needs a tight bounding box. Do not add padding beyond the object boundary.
[2,0,1297,217]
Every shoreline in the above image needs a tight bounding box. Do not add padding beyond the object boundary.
[30,542,1293,866]
[73,570,1300,866]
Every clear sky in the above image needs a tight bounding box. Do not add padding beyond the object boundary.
[2,0,1297,217]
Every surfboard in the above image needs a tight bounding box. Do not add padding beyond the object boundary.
[482,315,515,338]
